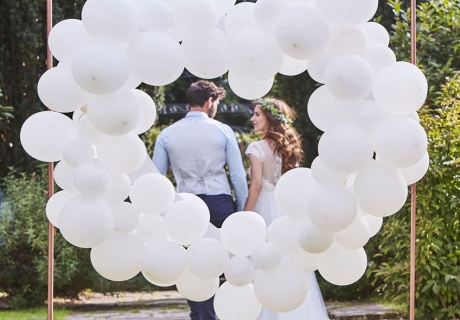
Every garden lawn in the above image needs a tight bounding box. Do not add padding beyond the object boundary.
[0,307,71,320]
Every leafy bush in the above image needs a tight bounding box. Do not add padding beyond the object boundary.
[370,76,460,319]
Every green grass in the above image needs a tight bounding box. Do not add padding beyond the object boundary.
[0,307,71,320]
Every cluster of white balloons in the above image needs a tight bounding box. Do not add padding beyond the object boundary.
[19,0,430,319]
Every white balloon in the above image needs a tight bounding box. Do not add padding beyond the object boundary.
[360,22,390,46]
[38,66,90,113]
[224,2,258,38]
[334,215,371,249]
[267,216,302,255]
[318,125,374,174]
[307,185,357,232]
[76,115,111,146]
[20,111,76,162]
[173,0,219,36]
[251,242,282,271]
[373,116,428,168]
[274,168,319,220]
[325,54,374,102]
[327,26,368,56]
[136,213,167,244]
[131,89,157,134]
[129,173,175,215]
[46,190,79,227]
[62,137,95,168]
[182,29,230,79]
[317,242,368,286]
[111,202,139,235]
[137,0,173,32]
[399,151,430,185]
[253,0,288,32]
[175,269,220,302]
[87,90,141,136]
[82,0,141,45]
[297,221,333,254]
[358,209,383,238]
[186,238,229,279]
[362,44,397,76]
[316,0,378,26]
[202,222,222,242]
[91,233,144,281]
[229,28,283,81]
[291,247,317,272]
[224,256,255,286]
[165,198,210,245]
[48,19,93,63]
[227,71,274,100]
[306,52,333,84]
[273,6,330,60]
[353,160,408,217]
[127,154,160,183]
[350,99,389,134]
[73,160,112,196]
[59,195,115,248]
[141,240,186,285]
[311,156,348,186]
[214,283,262,320]
[253,260,308,312]
[278,55,309,76]
[221,211,267,257]
[307,85,356,132]
[96,134,147,174]
[100,172,131,202]
[213,0,237,16]
[71,44,130,95]
[53,161,77,192]
[127,31,185,86]
[372,62,428,115]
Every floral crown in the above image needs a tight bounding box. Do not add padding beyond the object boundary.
[257,99,293,125]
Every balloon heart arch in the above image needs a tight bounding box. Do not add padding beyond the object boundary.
[20,0,429,319]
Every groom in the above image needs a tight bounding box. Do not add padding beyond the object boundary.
[152,80,248,320]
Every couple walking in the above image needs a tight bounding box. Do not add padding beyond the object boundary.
[152,80,329,320]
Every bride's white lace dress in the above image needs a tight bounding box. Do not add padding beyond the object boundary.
[246,140,330,320]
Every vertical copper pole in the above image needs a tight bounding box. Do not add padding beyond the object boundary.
[46,0,54,319]
[409,0,417,319]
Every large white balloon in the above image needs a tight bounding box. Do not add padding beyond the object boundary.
[87,90,141,136]
[325,54,374,102]
[58,195,115,248]
[131,89,157,135]
[311,156,348,186]
[137,0,173,32]
[224,2,258,38]
[327,26,368,56]
[186,238,229,279]
[278,55,309,76]
[182,29,230,79]
[111,201,139,234]
[362,44,397,76]
[267,216,302,255]
[100,172,131,203]
[228,28,284,81]
[227,71,274,100]
[334,215,371,249]
[71,44,130,95]
[274,168,319,219]
[317,242,368,286]
[253,260,308,312]
[251,242,282,271]
[307,185,357,232]
[141,240,186,285]
[38,66,90,113]
[48,19,93,63]
[129,173,175,215]
[173,0,219,36]
[223,256,255,287]
[76,115,111,146]
[62,137,95,168]
[297,221,333,254]
[53,161,77,192]
[175,269,220,302]
[353,161,408,217]
[398,151,430,185]
[73,160,112,196]
[253,0,288,32]
[316,0,378,26]
[318,125,374,174]
[214,283,262,320]
[165,198,210,245]
[373,62,428,115]
[273,6,330,60]
[350,99,389,134]
[127,31,185,86]
[360,22,390,46]
[373,116,428,168]
[46,190,78,227]
[91,233,144,281]
[82,0,141,45]
[213,0,237,16]
[20,111,76,162]
[220,211,267,257]
[136,213,167,244]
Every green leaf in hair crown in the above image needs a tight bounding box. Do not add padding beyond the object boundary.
[257,100,293,125]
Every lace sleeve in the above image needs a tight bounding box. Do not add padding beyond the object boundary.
[245,142,264,161]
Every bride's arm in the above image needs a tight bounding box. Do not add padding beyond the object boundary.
[244,154,263,212]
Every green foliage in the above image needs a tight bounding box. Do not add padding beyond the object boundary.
[371,76,460,319]
[0,307,70,320]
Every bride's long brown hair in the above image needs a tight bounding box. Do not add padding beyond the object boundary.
[252,98,304,173]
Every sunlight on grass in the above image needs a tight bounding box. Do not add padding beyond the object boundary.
[0,308,71,320]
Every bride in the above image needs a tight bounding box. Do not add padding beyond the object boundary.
[244,98,330,320]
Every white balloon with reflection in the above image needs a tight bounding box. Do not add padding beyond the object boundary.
[111,202,139,235]
[297,221,333,254]
[214,283,262,320]
[175,269,220,302]
[62,137,95,167]
[227,71,274,100]
[186,238,229,279]
[224,256,255,286]
[129,173,175,215]
[46,190,78,227]
[172,0,219,36]
[73,160,112,196]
